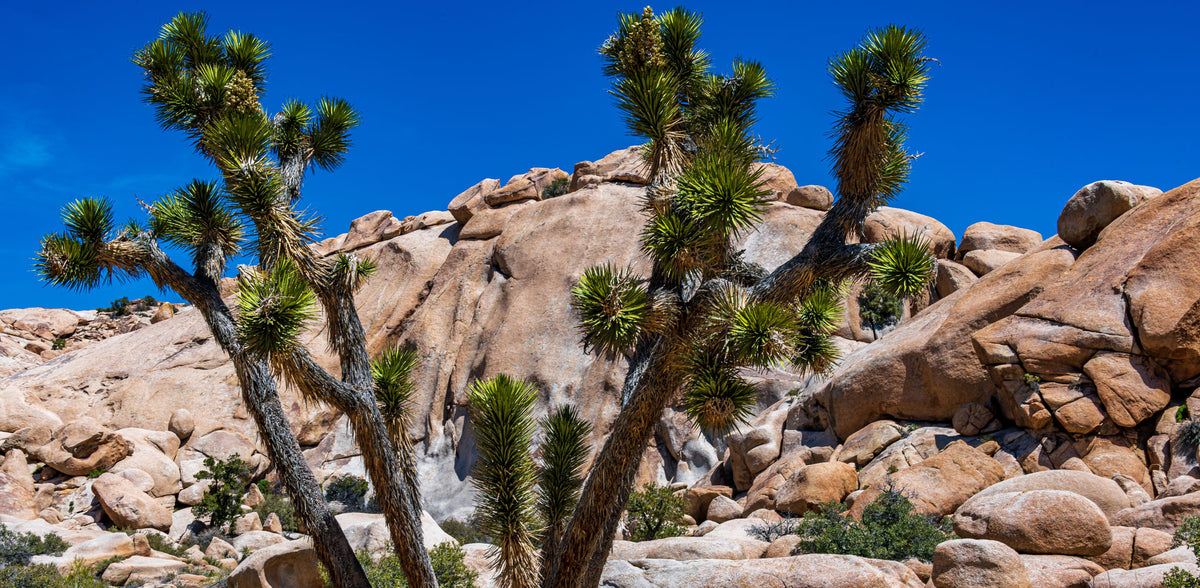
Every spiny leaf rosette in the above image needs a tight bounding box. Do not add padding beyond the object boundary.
[543,14,940,588]
[35,11,438,588]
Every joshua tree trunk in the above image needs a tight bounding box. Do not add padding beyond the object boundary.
[141,249,370,588]
[543,342,679,588]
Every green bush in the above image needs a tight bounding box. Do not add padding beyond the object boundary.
[542,177,570,199]
[857,282,903,338]
[0,561,105,588]
[194,454,252,530]
[252,487,300,533]
[438,516,489,545]
[352,542,477,588]
[1163,515,1200,587]
[325,474,370,512]
[623,483,687,542]
[790,490,955,561]
[0,525,69,565]
[51,338,67,351]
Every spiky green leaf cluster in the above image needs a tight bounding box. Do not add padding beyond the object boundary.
[571,265,652,356]
[149,179,244,276]
[235,260,318,358]
[537,406,592,533]
[371,347,418,436]
[468,375,541,588]
[35,198,147,291]
[868,233,935,299]
[828,25,931,209]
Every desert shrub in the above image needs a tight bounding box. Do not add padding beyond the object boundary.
[542,177,570,199]
[0,525,69,565]
[194,454,252,530]
[350,542,477,588]
[623,483,687,542]
[857,282,903,338]
[439,516,488,545]
[0,559,106,588]
[252,487,300,533]
[185,526,234,551]
[86,468,106,478]
[51,338,66,350]
[325,474,370,512]
[791,490,954,561]
[1177,421,1200,452]
[1164,516,1200,586]
[143,532,186,557]
[746,516,798,543]
[99,296,132,315]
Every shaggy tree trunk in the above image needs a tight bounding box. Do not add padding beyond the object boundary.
[543,342,678,588]
[142,252,371,588]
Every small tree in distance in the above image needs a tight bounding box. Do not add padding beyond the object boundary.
[858,281,904,339]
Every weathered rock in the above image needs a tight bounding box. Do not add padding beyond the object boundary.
[206,536,239,561]
[447,178,502,225]
[232,530,286,554]
[753,162,801,202]
[962,249,1023,276]
[58,532,137,570]
[1058,180,1161,250]
[827,239,1077,438]
[570,146,649,191]
[705,495,743,524]
[601,553,925,587]
[838,420,903,467]
[1113,491,1200,534]
[0,449,37,519]
[101,555,186,585]
[92,472,173,531]
[954,489,1112,556]
[110,428,181,497]
[935,259,978,298]
[37,418,132,477]
[1092,562,1200,588]
[1083,352,1172,428]
[863,207,957,259]
[263,512,283,534]
[149,303,175,324]
[851,441,1005,518]
[684,485,733,522]
[953,403,1001,436]
[775,461,858,516]
[785,185,834,211]
[1020,554,1104,588]
[169,409,194,440]
[959,222,1043,257]
[609,536,766,561]
[340,210,406,252]
[964,469,1131,520]
[234,512,263,535]
[483,167,569,206]
[931,539,1031,588]
[726,403,789,488]
[227,538,322,588]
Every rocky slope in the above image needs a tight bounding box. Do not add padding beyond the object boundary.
[2,147,1199,587]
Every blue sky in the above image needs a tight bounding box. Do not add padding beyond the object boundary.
[3,1,1198,310]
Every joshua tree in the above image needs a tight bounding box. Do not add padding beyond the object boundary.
[35,13,437,587]
[467,375,592,588]
[539,11,937,588]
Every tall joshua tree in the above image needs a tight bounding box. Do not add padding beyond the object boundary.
[467,376,592,588]
[35,13,438,587]
[539,10,937,588]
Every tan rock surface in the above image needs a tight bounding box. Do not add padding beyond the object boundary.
[570,146,649,191]
[931,539,1031,588]
[959,222,1043,256]
[851,441,1004,518]
[92,472,172,531]
[775,461,858,516]
[601,553,925,587]
[227,538,322,588]
[962,249,1023,276]
[962,469,1131,520]
[953,489,1112,556]
[1058,180,1161,250]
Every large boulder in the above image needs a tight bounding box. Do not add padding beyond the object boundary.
[837,420,903,467]
[975,179,1200,436]
[92,473,173,531]
[863,207,957,259]
[958,222,1043,257]
[953,489,1112,556]
[851,441,1005,518]
[1058,180,1161,250]
[569,146,649,191]
[601,554,925,587]
[931,539,1031,588]
[962,249,1023,276]
[609,536,766,561]
[823,238,1077,438]
[109,428,182,497]
[227,538,323,588]
[1020,554,1104,588]
[774,461,858,516]
[0,449,37,519]
[964,469,1131,520]
[36,418,132,477]
[100,555,186,586]
[1112,491,1200,534]
[1092,562,1200,588]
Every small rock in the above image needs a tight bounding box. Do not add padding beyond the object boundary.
[705,495,743,524]
[169,409,195,440]
[931,539,1031,588]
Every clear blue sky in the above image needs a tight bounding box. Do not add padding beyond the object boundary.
[3,1,1198,310]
